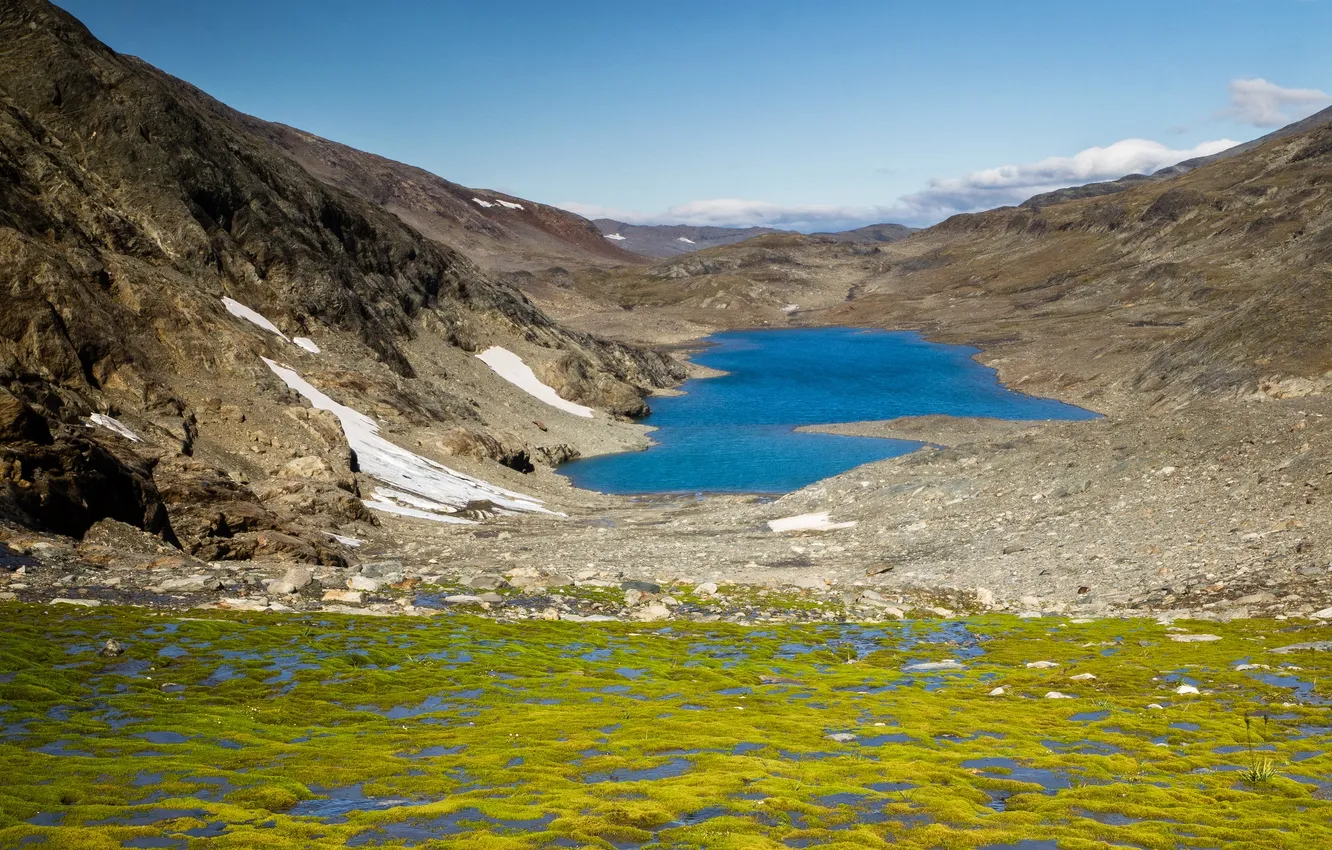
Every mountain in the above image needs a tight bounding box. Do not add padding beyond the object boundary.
[243,120,646,272]
[1023,105,1332,208]
[0,0,682,556]
[592,219,786,257]
[810,222,915,243]
[591,218,914,258]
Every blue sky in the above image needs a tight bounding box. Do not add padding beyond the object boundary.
[54,0,1332,230]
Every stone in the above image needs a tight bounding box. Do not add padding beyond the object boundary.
[1045,691,1074,699]
[464,574,508,591]
[974,588,995,607]
[50,598,100,607]
[281,455,336,481]
[1168,633,1221,642]
[1309,607,1332,620]
[623,589,644,606]
[1069,673,1097,681]
[1271,641,1332,654]
[825,732,856,743]
[988,687,1006,696]
[903,660,964,672]
[218,597,270,612]
[476,592,503,604]
[322,589,363,604]
[788,575,827,591]
[693,581,719,596]
[621,579,663,594]
[1026,661,1059,669]
[442,594,484,604]
[1174,684,1200,695]
[634,603,671,622]
[347,575,383,593]
[268,567,314,595]
[560,613,617,623]
[98,639,124,658]
[153,575,224,593]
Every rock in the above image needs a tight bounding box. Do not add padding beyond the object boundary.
[1234,591,1277,605]
[476,592,503,604]
[219,597,270,612]
[634,603,671,622]
[1271,641,1332,654]
[98,639,124,657]
[442,594,484,604]
[539,608,561,621]
[1026,661,1059,669]
[561,613,617,623]
[268,566,314,595]
[621,579,662,594]
[1168,633,1221,642]
[1309,608,1332,620]
[903,660,964,672]
[281,455,336,481]
[1069,673,1097,681]
[788,575,827,591]
[1146,703,1164,710]
[974,588,995,607]
[1019,595,1041,608]
[1174,684,1200,695]
[825,732,856,743]
[693,581,719,596]
[464,574,508,591]
[988,687,1006,696]
[50,597,100,607]
[322,589,363,604]
[1045,691,1074,699]
[153,575,223,593]
[347,575,383,592]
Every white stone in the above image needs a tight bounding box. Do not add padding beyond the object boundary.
[50,598,100,607]
[1045,691,1074,699]
[634,603,671,622]
[1174,684,1200,695]
[988,687,1006,696]
[1026,661,1060,669]
[694,581,719,596]
[1069,673,1098,681]
[348,575,383,592]
[322,589,363,604]
[1169,633,1221,642]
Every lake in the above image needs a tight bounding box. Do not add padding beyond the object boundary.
[559,328,1097,494]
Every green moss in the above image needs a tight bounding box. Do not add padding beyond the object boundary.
[0,604,1329,848]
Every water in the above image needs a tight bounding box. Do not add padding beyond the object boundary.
[560,328,1096,494]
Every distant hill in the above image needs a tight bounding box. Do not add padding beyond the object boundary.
[593,219,913,258]
[810,223,916,243]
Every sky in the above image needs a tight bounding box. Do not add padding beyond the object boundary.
[53,0,1332,231]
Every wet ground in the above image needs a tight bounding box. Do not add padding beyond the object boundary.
[0,604,1329,848]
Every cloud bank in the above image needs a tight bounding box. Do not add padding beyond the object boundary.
[1223,78,1332,127]
[563,137,1235,230]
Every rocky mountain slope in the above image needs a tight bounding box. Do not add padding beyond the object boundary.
[244,120,645,273]
[0,0,682,561]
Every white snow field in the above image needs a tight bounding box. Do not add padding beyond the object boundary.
[475,347,595,418]
[471,197,495,208]
[293,337,321,353]
[222,297,289,342]
[767,512,857,533]
[604,233,626,241]
[496,200,524,210]
[676,237,695,244]
[262,358,553,523]
[88,414,142,443]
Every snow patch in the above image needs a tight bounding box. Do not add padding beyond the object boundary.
[676,237,695,244]
[782,304,800,314]
[604,233,627,241]
[88,414,142,443]
[262,358,553,523]
[767,512,857,533]
[496,200,524,210]
[222,297,289,342]
[327,532,362,548]
[475,347,595,418]
[293,337,320,354]
[471,197,495,208]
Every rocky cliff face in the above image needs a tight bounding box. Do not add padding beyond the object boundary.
[0,0,682,554]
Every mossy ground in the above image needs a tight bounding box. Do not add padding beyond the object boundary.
[0,604,1328,849]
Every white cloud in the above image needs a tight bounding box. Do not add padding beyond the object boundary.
[890,137,1236,222]
[560,137,1235,230]
[1223,77,1332,127]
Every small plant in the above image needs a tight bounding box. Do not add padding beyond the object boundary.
[1241,713,1276,785]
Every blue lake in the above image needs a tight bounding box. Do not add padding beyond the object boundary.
[559,328,1097,495]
